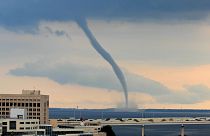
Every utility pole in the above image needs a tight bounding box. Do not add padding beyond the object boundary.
[141,125,145,136]
[180,124,184,136]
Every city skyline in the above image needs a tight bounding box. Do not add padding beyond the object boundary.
[1,0,210,109]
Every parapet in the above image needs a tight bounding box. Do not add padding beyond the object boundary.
[22,90,40,95]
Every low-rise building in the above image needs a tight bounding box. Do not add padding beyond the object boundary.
[1,118,40,135]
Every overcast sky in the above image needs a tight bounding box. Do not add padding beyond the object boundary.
[1,0,210,109]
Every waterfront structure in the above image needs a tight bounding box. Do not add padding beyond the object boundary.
[0,90,49,124]
[49,119,81,128]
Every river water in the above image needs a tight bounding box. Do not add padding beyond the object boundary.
[112,124,210,136]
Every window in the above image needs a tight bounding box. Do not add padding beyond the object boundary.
[33,103,36,107]
[20,127,24,130]
[6,103,9,106]
[37,103,40,107]
[2,122,7,125]
[26,122,30,124]
[20,122,24,124]
[9,121,16,130]
[10,103,13,106]
[26,127,30,130]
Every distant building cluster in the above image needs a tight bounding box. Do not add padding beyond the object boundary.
[0,90,106,136]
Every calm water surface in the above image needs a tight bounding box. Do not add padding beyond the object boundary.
[112,124,210,136]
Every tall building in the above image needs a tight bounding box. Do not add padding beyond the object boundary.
[0,90,49,124]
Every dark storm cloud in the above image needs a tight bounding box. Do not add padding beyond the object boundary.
[0,0,210,30]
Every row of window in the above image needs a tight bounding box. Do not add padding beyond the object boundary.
[0,108,40,111]
[0,112,9,115]
[0,112,40,116]
[3,121,38,125]
[28,108,41,111]
[0,98,40,101]
[19,126,38,130]
[28,113,40,116]
[0,108,41,112]
[28,117,40,119]
[1,116,41,119]
[0,116,10,119]
[20,121,38,124]
[0,102,41,107]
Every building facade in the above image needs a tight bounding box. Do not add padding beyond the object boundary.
[0,90,49,124]
[1,118,40,135]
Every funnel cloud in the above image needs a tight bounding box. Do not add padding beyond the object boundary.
[76,19,128,108]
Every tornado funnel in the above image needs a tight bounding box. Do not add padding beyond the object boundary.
[76,19,128,108]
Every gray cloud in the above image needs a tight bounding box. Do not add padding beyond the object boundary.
[184,85,210,102]
[9,61,210,104]
[0,0,210,31]
[158,85,210,104]
[9,61,169,96]
[44,26,70,38]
